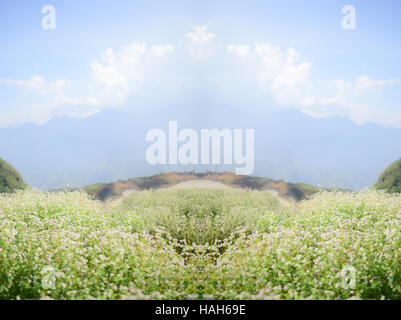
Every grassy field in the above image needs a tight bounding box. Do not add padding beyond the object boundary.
[0,187,400,299]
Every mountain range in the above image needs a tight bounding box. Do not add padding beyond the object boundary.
[1,105,400,190]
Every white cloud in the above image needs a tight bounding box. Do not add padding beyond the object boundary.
[254,43,283,77]
[273,61,311,89]
[0,75,66,95]
[88,42,177,108]
[90,43,147,90]
[228,42,311,91]
[355,75,401,90]
[0,40,177,127]
[336,74,401,95]
[0,73,101,127]
[226,45,250,56]
[0,75,45,90]
[299,94,391,126]
[300,94,401,128]
[296,74,401,126]
[0,95,101,127]
[55,96,100,107]
[226,42,311,106]
[151,44,175,56]
[91,61,128,88]
[2,25,401,129]
[186,25,216,59]
[227,42,401,127]
[286,48,301,64]
[254,43,311,89]
[91,42,175,91]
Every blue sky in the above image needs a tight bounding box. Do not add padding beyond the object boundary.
[1,0,401,127]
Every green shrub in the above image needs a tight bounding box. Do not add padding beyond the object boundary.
[375,158,401,193]
[0,158,26,193]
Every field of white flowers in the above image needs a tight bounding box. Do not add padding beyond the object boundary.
[0,188,400,299]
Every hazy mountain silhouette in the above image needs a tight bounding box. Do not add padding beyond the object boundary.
[1,106,400,190]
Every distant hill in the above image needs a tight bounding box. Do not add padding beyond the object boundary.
[375,158,401,193]
[0,158,26,193]
[69,172,333,202]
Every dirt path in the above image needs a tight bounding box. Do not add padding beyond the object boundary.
[265,188,290,207]
[167,179,234,190]
[109,189,138,206]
